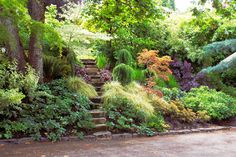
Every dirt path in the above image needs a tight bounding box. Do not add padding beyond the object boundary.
[0,129,236,157]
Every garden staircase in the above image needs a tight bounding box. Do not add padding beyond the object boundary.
[81,59,111,138]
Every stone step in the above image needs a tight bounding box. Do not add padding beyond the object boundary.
[95,86,102,91]
[85,64,97,68]
[92,82,105,87]
[81,59,96,62]
[85,67,99,73]
[89,109,105,118]
[91,103,102,109]
[90,97,102,103]
[83,62,96,66]
[92,117,107,124]
[91,75,101,79]
[86,71,100,75]
[91,78,102,82]
[97,91,103,96]
[93,131,111,139]
[94,124,107,132]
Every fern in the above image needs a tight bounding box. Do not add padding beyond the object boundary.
[112,64,133,85]
[66,76,97,98]
[43,55,72,81]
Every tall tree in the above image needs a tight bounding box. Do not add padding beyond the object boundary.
[0,2,27,71]
[0,16,26,71]
[28,0,45,82]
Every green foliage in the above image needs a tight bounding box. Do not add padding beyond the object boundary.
[96,54,108,69]
[0,89,25,112]
[84,0,166,63]
[162,0,176,10]
[114,49,133,65]
[103,81,167,134]
[212,20,236,41]
[183,86,236,120]
[151,97,210,124]
[155,75,179,89]
[43,55,72,81]
[156,87,183,102]
[202,39,236,66]
[132,68,146,83]
[66,76,97,98]
[0,79,94,141]
[201,52,236,74]
[112,64,133,85]
[181,12,220,47]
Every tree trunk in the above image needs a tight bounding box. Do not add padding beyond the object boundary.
[28,0,45,82]
[0,16,26,71]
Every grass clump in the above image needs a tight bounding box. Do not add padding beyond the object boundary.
[66,76,98,98]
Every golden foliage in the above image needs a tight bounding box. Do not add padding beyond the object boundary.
[151,97,210,123]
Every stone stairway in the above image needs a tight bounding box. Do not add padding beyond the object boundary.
[81,59,111,138]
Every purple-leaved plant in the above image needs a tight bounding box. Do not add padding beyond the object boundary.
[100,69,112,82]
[170,58,199,91]
[75,66,92,83]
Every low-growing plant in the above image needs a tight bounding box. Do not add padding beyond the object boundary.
[183,86,236,120]
[0,79,94,141]
[75,66,92,83]
[102,81,167,134]
[100,69,112,82]
[150,95,210,125]
[66,76,97,98]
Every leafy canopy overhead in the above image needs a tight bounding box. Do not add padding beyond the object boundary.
[84,0,163,34]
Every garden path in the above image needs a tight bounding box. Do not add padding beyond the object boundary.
[1,129,236,157]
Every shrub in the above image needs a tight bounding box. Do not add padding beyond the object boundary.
[212,20,236,42]
[156,87,183,102]
[0,79,94,141]
[100,69,112,82]
[183,86,236,120]
[151,97,209,123]
[0,89,25,112]
[112,64,133,85]
[202,39,236,66]
[137,49,172,81]
[75,66,92,83]
[66,76,97,98]
[114,49,133,65]
[102,81,167,134]
[170,59,199,91]
[132,68,146,83]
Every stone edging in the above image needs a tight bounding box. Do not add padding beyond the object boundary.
[0,126,232,144]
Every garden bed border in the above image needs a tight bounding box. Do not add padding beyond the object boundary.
[0,126,232,144]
